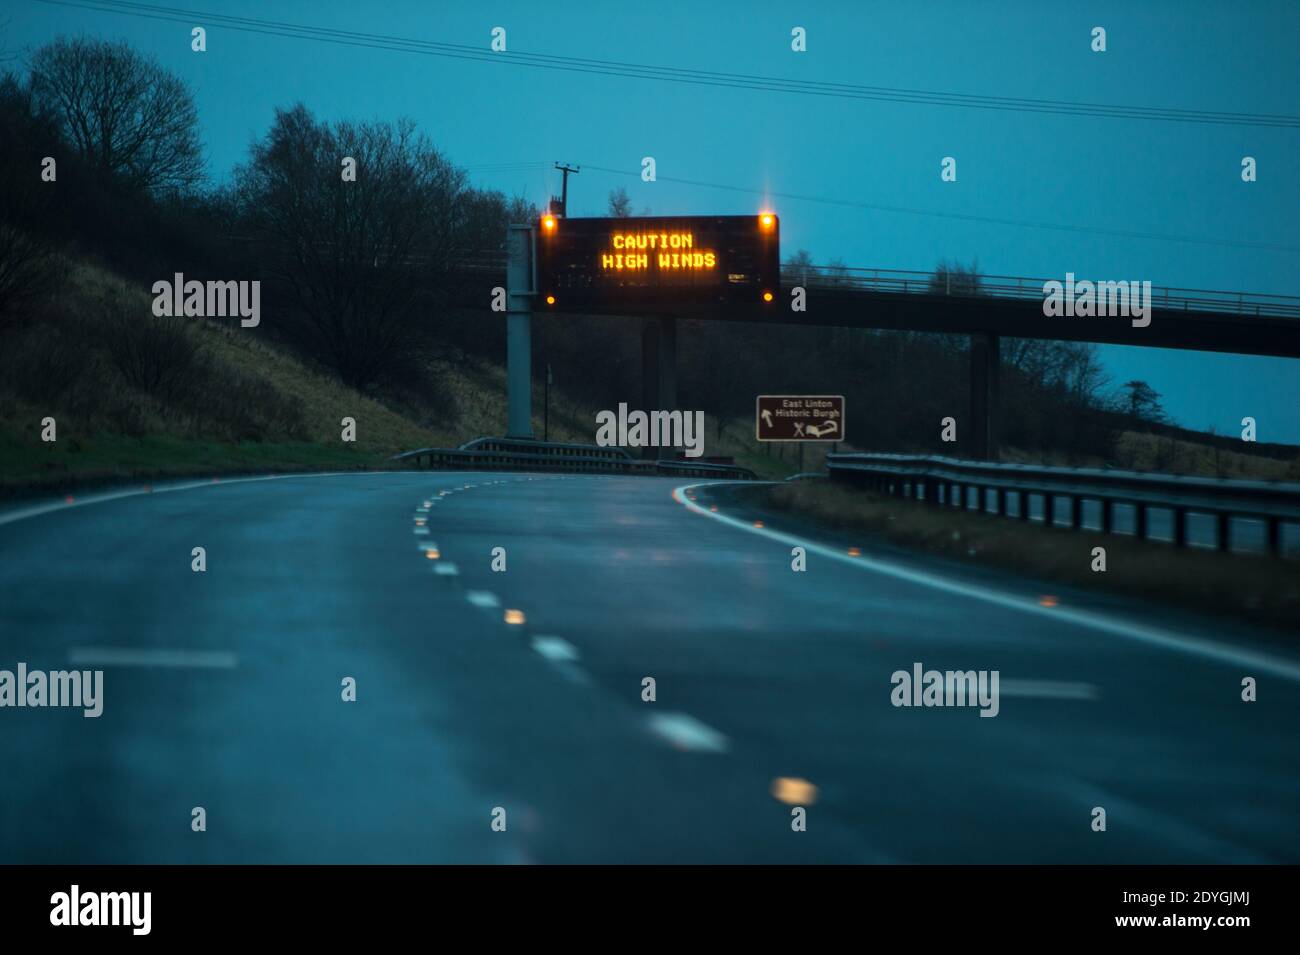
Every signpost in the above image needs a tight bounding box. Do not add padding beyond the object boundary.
[537,214,780,310]
[505,224,535,438]
[756,395,845,442]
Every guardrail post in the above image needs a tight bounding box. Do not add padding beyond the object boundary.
[1070,496,1083,529]
[1043,493,1054,526]
[1100,499,1113,533]
[1267,517,1281,556]
[995,487,1007,515]
[1135,503,1148,541]
[1215,512,1230,552]
[1019,491,1031,521]
[1173,507,1188,548]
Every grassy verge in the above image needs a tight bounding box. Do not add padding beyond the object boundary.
[755,479,1300,634]
[0,432,403,496]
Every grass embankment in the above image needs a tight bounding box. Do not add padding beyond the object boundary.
[0,262,600,495]
[4,258,1296,495]
[756,479,1300,633]
[1112,430,1300,480]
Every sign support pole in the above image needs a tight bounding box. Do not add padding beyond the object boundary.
[640,318,660,459]
[639,316,678,459]
[658,316,677,411]
[506,225,535,439]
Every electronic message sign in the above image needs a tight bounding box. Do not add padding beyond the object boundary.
[536,214,780,310]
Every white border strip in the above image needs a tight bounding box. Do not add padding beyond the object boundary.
[673,481,1300,682]
[0,470,422,528]
[69,648,238,669]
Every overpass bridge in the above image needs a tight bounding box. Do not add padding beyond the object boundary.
[459,242,1299,459]
[454,253,1300,356]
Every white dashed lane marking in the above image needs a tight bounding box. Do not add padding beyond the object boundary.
[647,713,730,753]
[68,648,238,669]
[530,636,590,684]
[531,636,580,662]
[466,590,500,609]
[434,563,459,576]
[1000,680,1098,700]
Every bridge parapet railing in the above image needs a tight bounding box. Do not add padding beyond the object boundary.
[826,452,1300,557]
[787,267,1300,319]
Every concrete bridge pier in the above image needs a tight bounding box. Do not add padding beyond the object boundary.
[969,332,1000,461]
[640,317,678,458]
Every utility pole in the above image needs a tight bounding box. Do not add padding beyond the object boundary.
[554,162,579,216]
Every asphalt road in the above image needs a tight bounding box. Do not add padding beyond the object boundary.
[0,471,1296,863]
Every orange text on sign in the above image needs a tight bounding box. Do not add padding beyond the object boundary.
[601,232,717,271]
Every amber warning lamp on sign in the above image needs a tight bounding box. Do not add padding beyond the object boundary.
[537,214,779,309]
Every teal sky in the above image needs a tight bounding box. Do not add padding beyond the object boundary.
[7,0,1298,441]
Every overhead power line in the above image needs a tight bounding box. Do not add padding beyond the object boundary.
[577,164,1300,254]
[34,0,1300,128]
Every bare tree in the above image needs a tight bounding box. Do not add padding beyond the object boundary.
[929,259,982,296]
[607,187,632,217]
[1122,379,1167,423]
[234,105,470,388]
[0,223,62,324]
[820,257,850,288]
[0,74,63,323]
[29,37,203,193]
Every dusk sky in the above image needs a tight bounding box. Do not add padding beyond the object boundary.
[7,0,1298,440]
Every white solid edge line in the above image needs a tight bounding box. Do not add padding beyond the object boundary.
[998,680,1099,700]
[672,481,1300,683]
[0,469,430,528]
[68,648,238,669]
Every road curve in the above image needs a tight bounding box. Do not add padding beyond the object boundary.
[0,471,1296,863]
